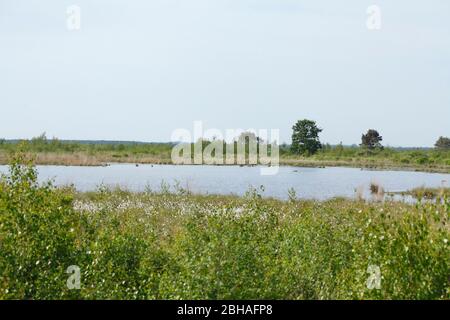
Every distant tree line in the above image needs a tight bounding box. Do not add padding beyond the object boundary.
[435,136,450,150]
[290,119,449,155]
[1,127,449,157]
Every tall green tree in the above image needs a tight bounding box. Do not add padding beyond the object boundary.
[434,136,450,149]
[360,129,383,150]
[291,119,322,155]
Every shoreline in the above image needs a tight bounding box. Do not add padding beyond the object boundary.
[0,153,450,174]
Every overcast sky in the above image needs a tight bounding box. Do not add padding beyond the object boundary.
[0,0,449,146]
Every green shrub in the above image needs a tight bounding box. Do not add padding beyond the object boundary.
[400,158,410,164]
[0,157,448,299]
[0,154,77,299]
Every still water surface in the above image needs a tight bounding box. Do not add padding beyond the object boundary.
[1,164,449,200]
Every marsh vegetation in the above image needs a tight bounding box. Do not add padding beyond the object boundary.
[0,155,448,299]
[0,136,449,173]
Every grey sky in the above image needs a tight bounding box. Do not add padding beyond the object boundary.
[0,0,449,146]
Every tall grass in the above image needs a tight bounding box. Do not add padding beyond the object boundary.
[0,156,449,299]
[1,138,449,172]
[391,187,450,200]
[282,144,450,171]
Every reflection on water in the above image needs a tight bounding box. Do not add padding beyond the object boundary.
[0,164,448,201]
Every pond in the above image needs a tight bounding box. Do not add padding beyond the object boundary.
[1,164,449,201]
